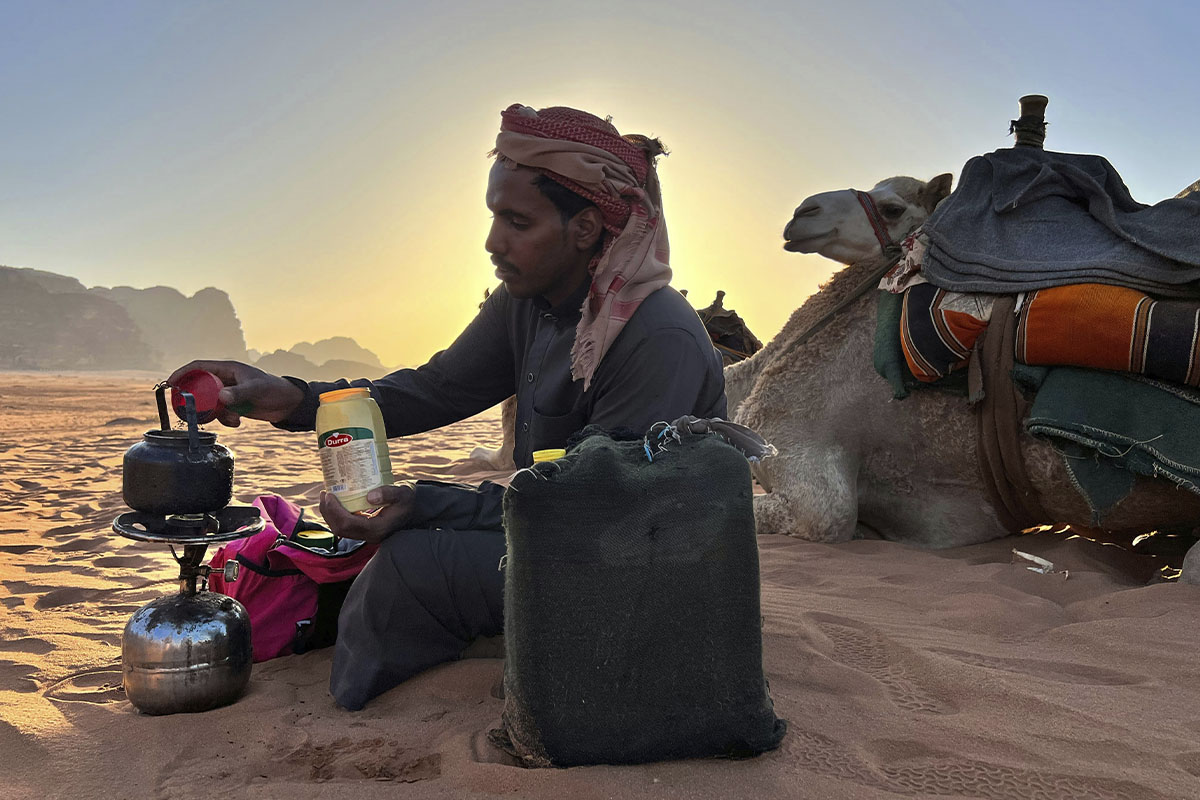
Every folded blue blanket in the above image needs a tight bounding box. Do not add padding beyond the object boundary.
[923,149,1200,297]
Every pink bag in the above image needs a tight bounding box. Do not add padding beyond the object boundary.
[208,495,378,662]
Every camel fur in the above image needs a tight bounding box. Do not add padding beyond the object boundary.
[734,175,1200,548]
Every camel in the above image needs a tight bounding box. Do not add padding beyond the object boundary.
[731,174,1200,551]
[469,394,517,469]
[697,290,763,366]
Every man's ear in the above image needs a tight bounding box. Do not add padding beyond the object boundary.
[570,207,605,252]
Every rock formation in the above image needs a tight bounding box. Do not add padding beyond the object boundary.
[0,267,152,369]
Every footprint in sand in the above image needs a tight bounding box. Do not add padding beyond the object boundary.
[281,738,442,783]
[808,612,956,714]
[0,660,40,693]
[0,637,54,655]
[1172,751,1200,778]
[157,734,442,793]
[778,729,896,793]
[27,562,101,578]
[50,537,108,553]
[927,647,1143,686]
[784,731,1168,800]
[43,667,126,704]
[35,587,102,609]
[866,738,1167,800]
[2,579,49,596]
[46,522,101,537]
[0,545,41,555]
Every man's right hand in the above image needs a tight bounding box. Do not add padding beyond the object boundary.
[168,360,305,428]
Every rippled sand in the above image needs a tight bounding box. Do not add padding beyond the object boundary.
[3,371,1200,799]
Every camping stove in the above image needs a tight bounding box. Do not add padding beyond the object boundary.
[111,381,263,715]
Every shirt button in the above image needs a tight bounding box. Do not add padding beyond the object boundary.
[526,372,535,383]
[542,313,554,320]
[522,422,529,432]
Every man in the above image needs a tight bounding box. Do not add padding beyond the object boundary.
[172,104,726,709]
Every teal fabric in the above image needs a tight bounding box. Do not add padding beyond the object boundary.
[1016,364,1200,522]
[874,291,915,399]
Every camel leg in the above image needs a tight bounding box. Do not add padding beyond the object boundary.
[468,396,517,470]
[753,450,858,542]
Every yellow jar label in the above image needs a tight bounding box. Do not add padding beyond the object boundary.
[315,390,393,512]
[318,426,382,495]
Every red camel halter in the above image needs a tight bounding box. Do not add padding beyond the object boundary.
[767,191,906,371]
[852,189,896,255]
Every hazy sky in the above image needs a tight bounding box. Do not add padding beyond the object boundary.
[3,0,1197,368]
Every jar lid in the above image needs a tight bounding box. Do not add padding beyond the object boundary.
[319,387,370,403]
[295,530,335,549]
[171,369,223,424]
[532,448,566,463]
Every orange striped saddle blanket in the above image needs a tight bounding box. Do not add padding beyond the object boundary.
[900,283,1200,386]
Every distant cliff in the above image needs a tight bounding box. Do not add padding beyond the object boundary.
[1,265,247,370]
[290,337,385,372]
[0,268,153,369]
[90,284,249,368]
[253,348,387,382]
[0,265,390,376]
[255,336,389,381]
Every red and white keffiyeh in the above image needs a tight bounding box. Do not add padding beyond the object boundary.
[494,104,671,390]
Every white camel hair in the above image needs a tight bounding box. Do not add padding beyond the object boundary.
[732,174,1200,550]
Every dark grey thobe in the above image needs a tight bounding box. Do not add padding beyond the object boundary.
[275,276,727,710]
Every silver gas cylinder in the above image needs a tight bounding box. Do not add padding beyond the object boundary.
[122,585,252,715]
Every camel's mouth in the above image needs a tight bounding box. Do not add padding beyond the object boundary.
[782,232,831,253]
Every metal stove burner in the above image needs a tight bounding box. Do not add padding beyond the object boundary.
[166,512,217,534]
[112,505,264,544]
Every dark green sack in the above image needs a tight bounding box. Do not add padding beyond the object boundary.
[492,424,787,767]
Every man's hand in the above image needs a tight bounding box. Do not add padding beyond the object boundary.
[168,360,305,428]
[319,483,416,544]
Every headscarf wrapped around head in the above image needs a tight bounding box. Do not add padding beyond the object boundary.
[494,104,672,390]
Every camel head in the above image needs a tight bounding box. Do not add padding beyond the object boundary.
[783,174,953,265]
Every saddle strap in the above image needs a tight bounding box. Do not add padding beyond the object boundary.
[974,295,1051,531]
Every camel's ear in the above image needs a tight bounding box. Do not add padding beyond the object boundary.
[920,173,954,213]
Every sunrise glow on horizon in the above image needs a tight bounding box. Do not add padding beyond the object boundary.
[4,0,1198,369]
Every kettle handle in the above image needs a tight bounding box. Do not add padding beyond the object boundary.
[181,392,201,454]
[155,382,171,431]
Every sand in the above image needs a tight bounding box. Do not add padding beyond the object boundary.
[3,371,1200,799]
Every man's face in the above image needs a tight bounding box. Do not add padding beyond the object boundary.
[485,162,591,306]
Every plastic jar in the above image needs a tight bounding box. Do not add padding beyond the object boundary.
[315,388,394,513]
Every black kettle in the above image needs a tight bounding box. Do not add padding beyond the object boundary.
[122,383,233,515]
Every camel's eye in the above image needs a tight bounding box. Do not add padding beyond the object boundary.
[880,204,906,220]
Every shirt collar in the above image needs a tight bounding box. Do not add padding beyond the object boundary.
[534,275,591,320]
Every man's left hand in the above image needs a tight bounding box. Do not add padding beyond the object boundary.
[318,483,416,544]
